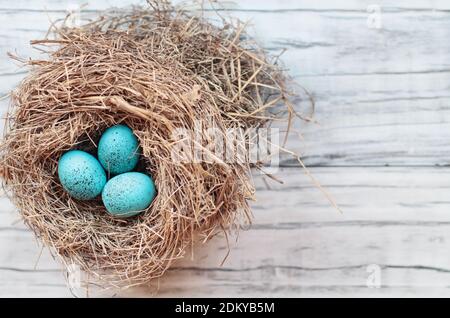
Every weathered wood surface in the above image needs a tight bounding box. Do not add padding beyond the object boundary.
[2,167,450,297]
[0,0,449,297]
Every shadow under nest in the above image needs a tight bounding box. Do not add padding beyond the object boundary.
[0,4,296,287]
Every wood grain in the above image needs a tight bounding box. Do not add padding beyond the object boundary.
[0,0,449,297]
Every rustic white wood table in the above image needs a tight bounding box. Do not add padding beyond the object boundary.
[1,0,450,297]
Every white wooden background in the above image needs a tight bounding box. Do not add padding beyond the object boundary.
[1,0,450,297]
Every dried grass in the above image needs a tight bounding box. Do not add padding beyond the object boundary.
[0,1,296,287]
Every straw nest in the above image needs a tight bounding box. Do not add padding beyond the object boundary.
[0,1,295,287]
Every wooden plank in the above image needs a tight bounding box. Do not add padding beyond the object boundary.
[2,5,450,76]
[123,267,450,297]
[2,0,450,11]
[1,167,450,297]
[0,270,72,298]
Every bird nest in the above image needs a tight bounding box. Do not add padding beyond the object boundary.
[0,1,296,287]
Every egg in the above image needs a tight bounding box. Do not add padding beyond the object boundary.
[58,150,107,200]
[98,124,140,175]
[102,172,156,218]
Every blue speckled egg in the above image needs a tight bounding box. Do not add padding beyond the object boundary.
[58,150,107,200]
[98,124,140,175]
[102,172,156,218]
